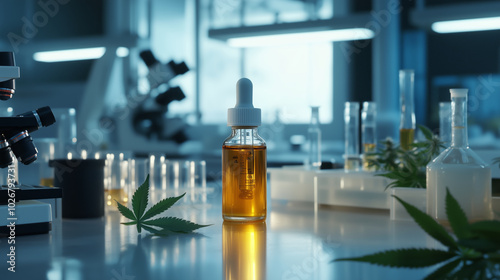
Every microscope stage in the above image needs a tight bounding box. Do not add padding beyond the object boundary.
[0,200,52,236]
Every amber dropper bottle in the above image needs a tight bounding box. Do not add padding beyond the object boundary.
[222,78,267,222]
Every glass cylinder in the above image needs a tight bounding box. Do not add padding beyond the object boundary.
[52,108,77,158]
[307,106,321,169]
[104,153,130,206]
[344,102,360,171]
[399,70,416,150]
[37,138,57,187]
[439,102,451,147]
[427,89,492,223]
[361,102,377,171]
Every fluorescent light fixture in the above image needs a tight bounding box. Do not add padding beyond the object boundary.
[411,2,500,33]
[33,47,106,62]
[227,28,374,47]
[209,14,374,48]
[432,16,500,33]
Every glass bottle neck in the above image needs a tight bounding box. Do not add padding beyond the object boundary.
[229,127,258,145]
[232,127,257,132]
[310,107,320,126]
[451,96,468,148]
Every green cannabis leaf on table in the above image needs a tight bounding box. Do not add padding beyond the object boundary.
[367,125,445,190]
[115,175,210,236]
[335,189,500,279]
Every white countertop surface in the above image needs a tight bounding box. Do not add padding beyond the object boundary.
[1,191,444,280]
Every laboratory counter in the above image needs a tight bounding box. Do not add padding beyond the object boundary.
[1,192,441,280]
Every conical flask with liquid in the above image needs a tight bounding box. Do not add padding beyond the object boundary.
[426,88,492,223]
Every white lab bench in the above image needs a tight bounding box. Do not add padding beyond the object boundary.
[0,188,442,280]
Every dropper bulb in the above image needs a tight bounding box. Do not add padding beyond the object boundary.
[227,78,261,127]
[236,78,254,108]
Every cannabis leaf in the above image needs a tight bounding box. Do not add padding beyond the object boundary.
[368,125,445,189]
[335,188,500,279]
[335,248,456,268]
[115,175,210,236]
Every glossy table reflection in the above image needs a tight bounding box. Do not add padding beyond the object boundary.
[1,193,439,280]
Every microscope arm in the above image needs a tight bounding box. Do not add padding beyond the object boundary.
[0,116,42,131]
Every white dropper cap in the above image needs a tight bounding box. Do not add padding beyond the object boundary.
[450,88,468,98]
[227,78,261,127]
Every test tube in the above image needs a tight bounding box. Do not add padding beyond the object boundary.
[361,102,377,171]
[344,102,360,171]
[307,106,321,169]
[399,70,416,150]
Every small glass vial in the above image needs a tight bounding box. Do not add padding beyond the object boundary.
[307,106,321,169]
[222,78,267,222]
[399,69,416,150]
[361,102,377,171]
[427,89,492,224]
[344,102,360,171]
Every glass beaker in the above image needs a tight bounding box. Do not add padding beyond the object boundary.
[37,138,57,187]
[361,102,377,171]
[104,153,131,206]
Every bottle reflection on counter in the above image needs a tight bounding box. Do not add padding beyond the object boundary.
[223,221,266,280]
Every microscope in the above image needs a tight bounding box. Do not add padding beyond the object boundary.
[0,51,59,236]
[133,50,189,143]
[79,48,190,152]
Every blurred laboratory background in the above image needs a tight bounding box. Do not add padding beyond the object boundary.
[1,0,500,175]
[2,1,500,279]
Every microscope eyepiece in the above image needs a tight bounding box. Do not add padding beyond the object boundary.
[139,50,158,67]
[35,106,56,127]
[155,86,186,106]
[17,106,56,130]
[167,61,189,76]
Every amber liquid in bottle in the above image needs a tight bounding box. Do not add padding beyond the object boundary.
[222,145,266,221]
[399,128,415,150]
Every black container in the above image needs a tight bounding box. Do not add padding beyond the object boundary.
[50,159,105,219]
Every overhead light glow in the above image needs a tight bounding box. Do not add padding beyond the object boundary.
[227,28,375,48]
[33,47,106,62]
[432,16,500,33]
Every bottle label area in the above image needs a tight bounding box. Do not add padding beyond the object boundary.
[222,145,267,220]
